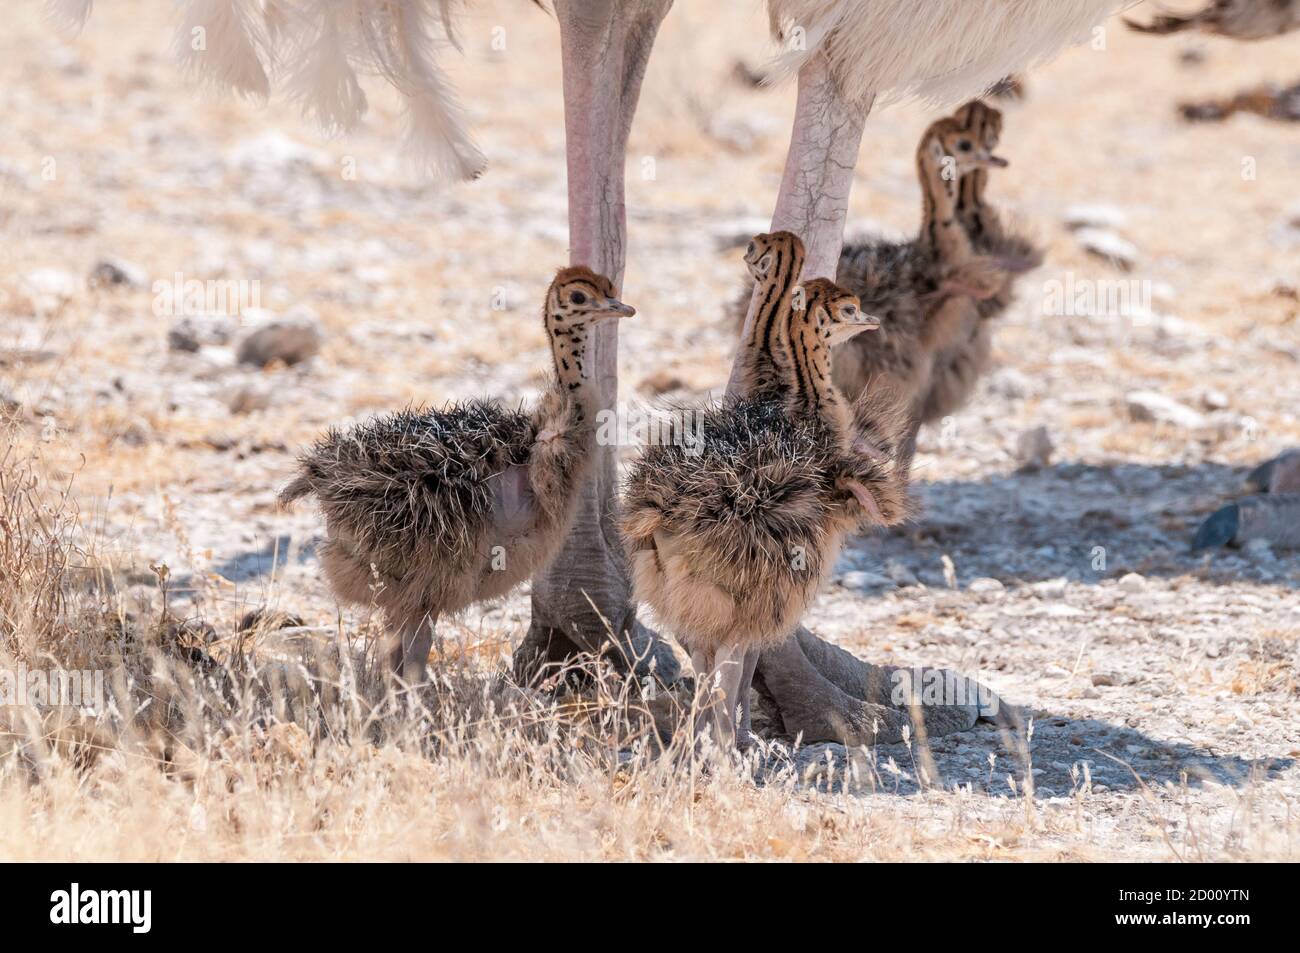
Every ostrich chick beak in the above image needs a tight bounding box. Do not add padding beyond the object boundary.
[597,297,636,321]
[980,151,1009,168]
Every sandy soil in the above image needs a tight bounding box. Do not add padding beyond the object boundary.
[2,1,1298,859]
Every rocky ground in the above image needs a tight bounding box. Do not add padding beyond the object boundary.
[2,1,1298,859]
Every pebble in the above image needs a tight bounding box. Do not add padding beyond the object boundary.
[168,313,238,352]
[1199,389,1229,411]
[885,560,919,587]
[88,257,149,289]
[1044,664,1071,678]
[1062,203,1128,231]
[1015,425,1054,470]
[227,382,272,415]
[225,131,328,172]
[1117,572,1146,593]
[1073,228,1138,270]
[236,307,323,367]
[840,570,892,591]
[968,577,1005,594]
[1033,578,1068,600]
[19,268,79,316]
[1091,672,1119,687]
[1125,390,1207,429]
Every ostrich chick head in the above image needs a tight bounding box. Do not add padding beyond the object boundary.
[743,230,805,281]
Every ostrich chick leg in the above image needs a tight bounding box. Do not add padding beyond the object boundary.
[515,0,680,688]
[391,612,439,685]
[737,648,759,745]
[694,644,747,750]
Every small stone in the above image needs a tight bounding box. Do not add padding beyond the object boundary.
[1044,664,1070,678]
[226,131,328,172]
[840,570,892,591]
[1063,203,1128,231]
[1118,572,1146,593]
[236,307,322,367]
[1125,390,1207,429]
[227,382,272,415]
[1199,389,1229,411]
[968,577,1004,594]
[1014,425,1054,470]
[1073,228,1138,270]
[1091,672,1118,687]
[1080,685,1101,699]
[1234,712,1254,730]
[19,268,79,316]
[885,559,919,587]
[1033,578,1068,600]
[88,257,148,289]
[168,313,238,352]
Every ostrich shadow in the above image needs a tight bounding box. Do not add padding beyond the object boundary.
[844,460,1298,590]
[774,712,1293,799]
[166,534,306,597]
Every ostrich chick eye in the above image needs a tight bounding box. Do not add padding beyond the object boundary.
[842,305,856,317]
[957,139,973,152]
[569,291,587,305]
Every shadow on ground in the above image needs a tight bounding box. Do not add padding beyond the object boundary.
[845,460,1298,589]
[780,711,1292,799]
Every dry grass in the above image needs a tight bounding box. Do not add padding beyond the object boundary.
[3,438,1297,862]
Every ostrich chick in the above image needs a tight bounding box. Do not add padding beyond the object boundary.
[829,115,1012,459]
[920,99,1044,425]
[623,279,907,748]
[732,230,808,402]
[280,268,635,682]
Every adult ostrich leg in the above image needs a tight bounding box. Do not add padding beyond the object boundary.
[513,0,681,686]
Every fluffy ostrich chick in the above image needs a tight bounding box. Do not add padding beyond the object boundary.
[920,99,1044,425]
[623,278,907,747]
[281,268,635,681]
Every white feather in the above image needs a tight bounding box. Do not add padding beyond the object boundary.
[173,0,273,100]
[351,1,487,180]
[171,0,483,181]
[765,0,1141,107]
[45,0,94,31]
[280,1,369,137]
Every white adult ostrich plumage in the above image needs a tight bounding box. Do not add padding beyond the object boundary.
[765,0,1131,110]
[49,1,1135,185]
[48,0,486,181]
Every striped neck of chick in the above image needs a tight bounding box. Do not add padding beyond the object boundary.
[543,266,636,423]
[786,278,875,441]
[735,231,806,401]
[952,100,1005,242]
[916,117,1006,264]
